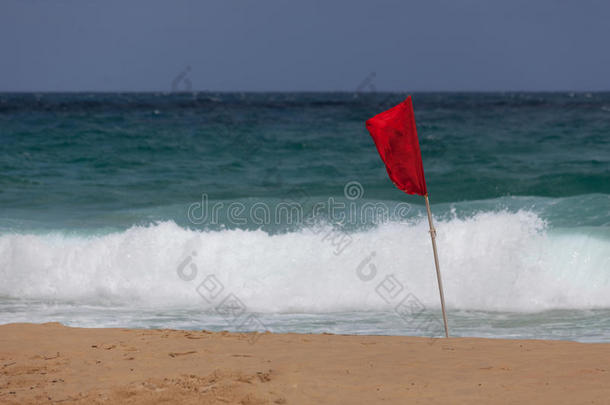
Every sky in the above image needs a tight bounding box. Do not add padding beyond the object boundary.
[1,0,609,92]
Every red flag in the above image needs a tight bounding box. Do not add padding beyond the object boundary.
[365,96,427,196]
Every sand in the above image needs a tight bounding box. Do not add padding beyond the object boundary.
[1,323,609,404]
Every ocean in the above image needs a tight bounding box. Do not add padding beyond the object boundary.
[1,92,609,342]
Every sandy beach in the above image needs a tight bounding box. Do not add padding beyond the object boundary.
[0,323,608,404]
[3,1,610,403]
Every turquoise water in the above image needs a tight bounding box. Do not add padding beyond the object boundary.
[1,92,609,341]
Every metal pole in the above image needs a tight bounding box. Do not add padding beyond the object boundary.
[424,194,449,338]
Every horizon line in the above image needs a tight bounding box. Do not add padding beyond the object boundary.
[1,90,609,94]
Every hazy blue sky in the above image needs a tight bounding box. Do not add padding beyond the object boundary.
[1,0,609,92]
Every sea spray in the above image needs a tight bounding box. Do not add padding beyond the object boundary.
[1,210,608,312]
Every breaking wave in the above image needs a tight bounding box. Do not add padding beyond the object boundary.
[1,210,609,312]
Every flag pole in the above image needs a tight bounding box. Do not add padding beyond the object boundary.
[424,194,449,338]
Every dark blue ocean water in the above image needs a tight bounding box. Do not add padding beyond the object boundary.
[1,92,609,341]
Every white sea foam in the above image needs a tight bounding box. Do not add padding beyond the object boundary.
[1,210,608,312]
